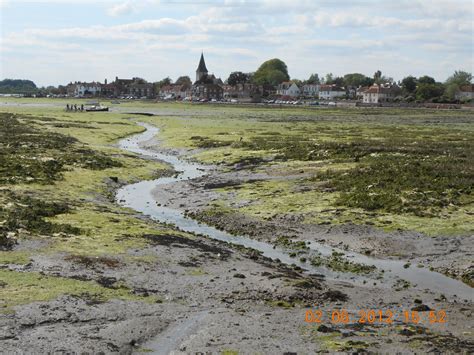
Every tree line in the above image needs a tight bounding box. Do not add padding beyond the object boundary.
[2,59,472,103]
[219,59,472,102]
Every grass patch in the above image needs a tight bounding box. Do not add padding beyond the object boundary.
[0,113,122,185]
[0,190,80,238]
[187,267,208,276]
[0,251,31,265]
[0,269,141,310]
[324,154,472,217]
[267,300,294,308]
[221,350,239,355]
[310,251,377,274]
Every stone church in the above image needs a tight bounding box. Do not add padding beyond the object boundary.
[192,53,223,100]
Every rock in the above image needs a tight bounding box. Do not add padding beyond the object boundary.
[109,176,119,183]
[317,324,339,333]
[233,273,246,279]
[411,304,431,312]
[399,327,416,336]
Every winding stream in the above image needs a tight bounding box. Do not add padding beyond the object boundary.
[116,122,473,301]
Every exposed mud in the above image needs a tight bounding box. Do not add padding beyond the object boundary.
[156,168,474,288]
[2,118,472,354]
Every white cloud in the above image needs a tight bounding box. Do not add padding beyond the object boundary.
[1,0,472,85]
[107,1,135,17]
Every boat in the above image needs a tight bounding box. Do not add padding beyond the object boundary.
[85,105,109,112]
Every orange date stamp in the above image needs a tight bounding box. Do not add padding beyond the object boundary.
[305,309,447,324]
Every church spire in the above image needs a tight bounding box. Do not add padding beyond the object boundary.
[195,52,209,82]
[196,52,208,73]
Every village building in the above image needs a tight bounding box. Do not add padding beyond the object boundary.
[66,81,102,97]
[192,53,224,100]
[276,82,301,97]
[345,85,358,99]
[223,83,262,102]
[361,83,401,103]
[356,86,369,99]
[318,84,346,100]
[455,84,474,101]
[101,77,154,98]
[301,84,320,97]
[159,83,191,99]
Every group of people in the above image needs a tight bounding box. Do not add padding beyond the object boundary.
[65,104,84,111]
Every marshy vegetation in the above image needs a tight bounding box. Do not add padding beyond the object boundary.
[234,123,472,217]
[158,106,473,236]
[0,113,122,185]
[0,106,174,308]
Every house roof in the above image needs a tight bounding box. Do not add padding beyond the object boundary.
[363,84,400,94]
[196,53,208,73]
[459,84,473,92]
[161,84,191,92]
[320,84,344,91]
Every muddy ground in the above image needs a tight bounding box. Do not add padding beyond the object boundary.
[1,117,473,354]
[152,149,474,287]
[3,218,473,354]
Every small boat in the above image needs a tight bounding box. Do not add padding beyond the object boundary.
[85,105,109,112]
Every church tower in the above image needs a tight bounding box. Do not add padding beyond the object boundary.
[195,52,208,82]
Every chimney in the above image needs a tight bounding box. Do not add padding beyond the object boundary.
[105,78,107,85]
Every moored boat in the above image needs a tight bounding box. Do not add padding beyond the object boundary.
[85,105,109,112]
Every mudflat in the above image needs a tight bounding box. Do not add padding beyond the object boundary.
[1,99,472,353]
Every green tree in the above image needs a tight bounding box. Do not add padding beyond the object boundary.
[0,79,38,94]
[415,83,444,101]
[227,72,250,85]
[373,70,393,84]
[401,76,417,94]
[373,70,382,82]
[418,75,436,85]
[444,70,472,100]
[343,73,374,87]
[175,76,192,86]
[324,73,334,84]
[153,77,172,91]
[445,70,472,86]
[252,58,290,86]
[305,73,320,85]
[265,70,288,86]
[445,84,460,100]
[333,76,344,87]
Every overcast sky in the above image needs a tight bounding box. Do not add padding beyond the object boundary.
[0,0,472,86]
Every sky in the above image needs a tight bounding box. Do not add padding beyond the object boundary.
[0,0,473,87]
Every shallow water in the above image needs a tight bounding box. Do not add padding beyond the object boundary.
[116,122,473,301]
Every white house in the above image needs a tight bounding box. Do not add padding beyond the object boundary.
[302,84,320,97]
[455,84,473,101]
[318,85,346,100]
[159,84,191,99]
[276,82,301,97]
[361,84,401,103]
[67,82,102,97]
